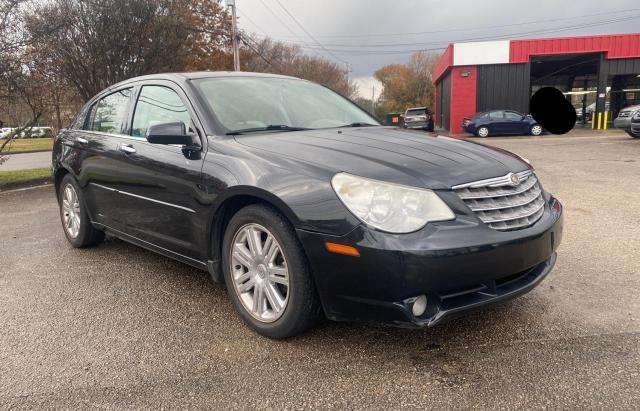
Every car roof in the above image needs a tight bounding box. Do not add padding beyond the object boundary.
[108,71,303,89]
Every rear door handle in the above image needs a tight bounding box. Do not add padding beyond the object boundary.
[119,144,136,154]
[76,137,88,144]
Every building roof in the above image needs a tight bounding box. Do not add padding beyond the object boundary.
[433,32,640,83]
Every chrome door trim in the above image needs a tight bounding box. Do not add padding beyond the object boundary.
[91,183,196,213]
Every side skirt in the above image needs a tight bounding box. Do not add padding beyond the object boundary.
[93,221,208,272]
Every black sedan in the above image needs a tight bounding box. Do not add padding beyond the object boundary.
[53,72,563,338]
[463,110,543,137]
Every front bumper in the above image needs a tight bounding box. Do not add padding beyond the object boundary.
[297,193,563,328]
[614,117,632,130]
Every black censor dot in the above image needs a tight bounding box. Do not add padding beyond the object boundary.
[530,87,576,135]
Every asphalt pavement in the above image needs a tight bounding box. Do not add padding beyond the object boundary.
[0,151,51,171]
[1,132,639,409]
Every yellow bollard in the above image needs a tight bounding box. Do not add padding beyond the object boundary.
[597,112,602,130]
[604,111,608,130]
[591,112,595,129]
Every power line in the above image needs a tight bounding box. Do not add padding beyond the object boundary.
[249,14,640,55]
[239,33,285,73]
[272,0,349,65]
[273,7,640,40]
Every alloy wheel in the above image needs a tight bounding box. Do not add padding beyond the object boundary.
[62,183,81,238]
[230,223,290,323]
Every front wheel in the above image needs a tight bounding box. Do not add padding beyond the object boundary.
[222,204,322,338]
[626,130,640,138]
[58,174,104,247]
[477,126,490,137]
[530,124,543,136]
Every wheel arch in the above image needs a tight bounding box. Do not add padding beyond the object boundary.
[206,186,303,280]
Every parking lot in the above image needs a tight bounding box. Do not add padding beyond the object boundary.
[1,131,639,409]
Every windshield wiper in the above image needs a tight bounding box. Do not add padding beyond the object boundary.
[227,125,311,135]
[337,122,378,128]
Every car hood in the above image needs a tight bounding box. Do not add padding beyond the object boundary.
[234,127,530,190]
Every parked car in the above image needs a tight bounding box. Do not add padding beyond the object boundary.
[20,127,53,138]
[630,110,640,138]
[462,110,543,137]
[53,72,563,338]
[613,104,640,137]
[403,107,434,131]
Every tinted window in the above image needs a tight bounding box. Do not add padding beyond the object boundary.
[505,111,523,120]
[91,89,132,134]
[406,109,426,116]
[489,111,504,119]
[132,86,191,138]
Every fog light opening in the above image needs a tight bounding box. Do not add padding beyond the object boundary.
[411,295,428,317]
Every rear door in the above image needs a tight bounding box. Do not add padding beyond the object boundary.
[75,87,135,229]
[107,82,208,261]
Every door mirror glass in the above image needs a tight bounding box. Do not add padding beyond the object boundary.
[146,122,192,145]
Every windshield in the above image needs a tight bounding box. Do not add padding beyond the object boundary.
[406,109,426,116]
[193,76,379,134]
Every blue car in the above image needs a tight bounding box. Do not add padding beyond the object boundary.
[462,110,543,137]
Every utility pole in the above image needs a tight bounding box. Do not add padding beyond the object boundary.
[345,62,351,83]
[227,0,240,71]
[371,85,375,114]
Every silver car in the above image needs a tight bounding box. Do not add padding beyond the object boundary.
[613,104,640,136]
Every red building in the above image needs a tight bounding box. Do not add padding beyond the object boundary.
[433,33,640,133]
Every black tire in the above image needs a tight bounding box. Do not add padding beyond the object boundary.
[476,126,490,137]
[425,119,434,132]
[626,130,640,138]
[221,204,322,338]
[58,174,105,248]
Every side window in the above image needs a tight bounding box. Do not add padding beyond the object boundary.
[131,86,191,138]
[489,111,504,119]
[505,111,523,120]
[90,88,132,134]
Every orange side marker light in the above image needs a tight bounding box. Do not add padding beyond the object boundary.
[325,242,360,257]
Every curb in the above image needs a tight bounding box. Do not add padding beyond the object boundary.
[0,177,53,193]
[2,149,53,155]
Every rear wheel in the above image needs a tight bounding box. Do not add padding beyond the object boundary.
[58,174,104,247]
[222,204,322,338]
[530,124,543,136]
[477,126,490,137]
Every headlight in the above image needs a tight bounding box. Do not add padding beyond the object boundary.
[331,173,455,233]
[633,110,640,120]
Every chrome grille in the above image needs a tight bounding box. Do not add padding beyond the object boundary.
[619,111,631,118]
[453,170,545,231]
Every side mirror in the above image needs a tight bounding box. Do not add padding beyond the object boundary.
[146,122,194,146]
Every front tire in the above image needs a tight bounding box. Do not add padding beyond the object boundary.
[530,124,543,136]
[58,174,104,247]
[222,204,322,338]
[626,130,640,138]
[477,126,490,137]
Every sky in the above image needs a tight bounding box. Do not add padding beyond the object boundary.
[233,0,640,97]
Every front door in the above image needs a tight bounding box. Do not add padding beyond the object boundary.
[109,84,208,261]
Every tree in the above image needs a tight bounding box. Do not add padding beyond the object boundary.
[373,51,440,117]
[26,0,233,101]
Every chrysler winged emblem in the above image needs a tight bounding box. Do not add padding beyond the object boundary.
[509,173,520,186]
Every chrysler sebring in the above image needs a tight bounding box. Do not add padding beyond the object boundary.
[52,72,563,338]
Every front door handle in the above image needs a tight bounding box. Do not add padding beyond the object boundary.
[119,144,136,154]
[76,137,88,144]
